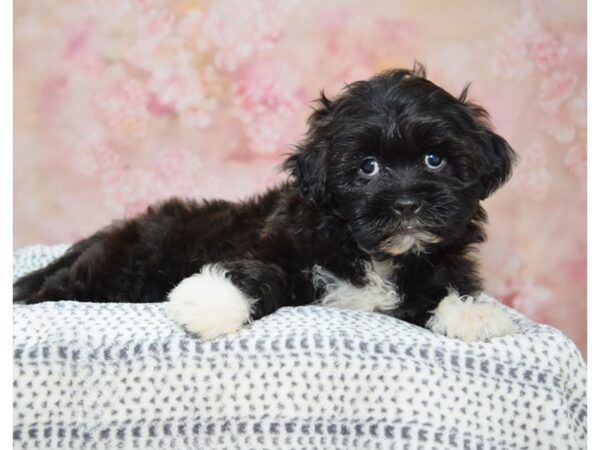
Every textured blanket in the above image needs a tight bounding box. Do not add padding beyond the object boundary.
[13,245,587,450]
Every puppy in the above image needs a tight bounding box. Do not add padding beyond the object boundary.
[14,65,517,342]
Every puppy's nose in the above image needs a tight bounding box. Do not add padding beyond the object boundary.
[393,197,422,216]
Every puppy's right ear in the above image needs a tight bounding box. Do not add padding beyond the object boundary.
[478,129,517,199]
[282,92,333,206]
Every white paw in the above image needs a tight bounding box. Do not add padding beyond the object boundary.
[165,264,255,339]
[426,291,516,342]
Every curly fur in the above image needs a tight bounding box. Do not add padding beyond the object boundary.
[312,260,401,312]
[14,65,516,337]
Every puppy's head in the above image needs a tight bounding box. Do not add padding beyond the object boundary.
[284,65,516,257]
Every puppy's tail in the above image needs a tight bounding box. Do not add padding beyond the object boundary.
[13,232,104,303]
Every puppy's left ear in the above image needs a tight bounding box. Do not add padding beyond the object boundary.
[478,130,517,199]
[459,86,516,199]
[281,92,334,206]
[283,145,329,205]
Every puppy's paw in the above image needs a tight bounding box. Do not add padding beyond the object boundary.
[426,291,516,342]
[165,264,255,339]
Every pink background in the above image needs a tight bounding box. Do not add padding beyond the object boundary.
[14,0,586,356]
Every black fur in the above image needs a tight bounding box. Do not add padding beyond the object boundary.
[14,66,516,328]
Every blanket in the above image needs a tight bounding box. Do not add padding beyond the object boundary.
[13,245,587,449]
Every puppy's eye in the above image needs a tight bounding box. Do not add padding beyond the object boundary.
[424,152,445,169]
[359,158,380,176]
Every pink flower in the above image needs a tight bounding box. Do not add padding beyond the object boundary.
[529,33,567,72]
[129,34,192,75]
[147,66,218,127]
[201,0,298,72]
[87,0,136,23]
[131,0,155,10]
[314,13,416,87]
[510,141,551,201]
[147,69,193,109]
[137,10,175,43]
[491,11,539,79]
[177,10,209,52]
[231,62,305,155]
[71,134,120,176]
[564,143,586,179]
[94,68,150,138]
[64,28,90,60]
[146,93,174,116]
[102,167,160,217]
[154,147,219,196]
[539,70,578,113]
[486,259,554,324]
[156,147,204,180]
[511,281,554,322]
[566,95,586,128]
[491,35,534,79]
[130,30,218,127]
[540,89,585,143]
[62,24,106,76]
[71,152,98,176]
[491,11,567,78]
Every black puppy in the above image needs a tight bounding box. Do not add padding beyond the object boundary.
[14,66,517,342]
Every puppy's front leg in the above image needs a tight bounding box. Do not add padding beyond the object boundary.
[166,260,288,339]
[426,290,516,342]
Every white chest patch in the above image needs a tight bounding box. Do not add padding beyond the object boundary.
[312,259,402,313]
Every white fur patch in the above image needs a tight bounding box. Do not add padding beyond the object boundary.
[379,231,440,255]
[313,260,402,313]
[165,264,255,339]
[426,291,516,342]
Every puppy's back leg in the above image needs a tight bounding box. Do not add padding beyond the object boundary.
[13,232,106,303]
[166,259,295,339]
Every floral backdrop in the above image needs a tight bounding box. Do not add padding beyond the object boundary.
[14,0,586,355]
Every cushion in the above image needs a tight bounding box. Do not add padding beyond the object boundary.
[13,245,587,449]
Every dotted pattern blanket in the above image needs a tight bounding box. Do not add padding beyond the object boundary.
[13,245,587,450]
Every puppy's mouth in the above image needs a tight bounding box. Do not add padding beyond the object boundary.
[378,231,440,256]
[377,219,441,256]
[395,218,420,232]
[349,204,443,257]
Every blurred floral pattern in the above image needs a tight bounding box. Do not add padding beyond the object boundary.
[14,0,586,355]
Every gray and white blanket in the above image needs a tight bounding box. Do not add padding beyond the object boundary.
[13,245,587,449]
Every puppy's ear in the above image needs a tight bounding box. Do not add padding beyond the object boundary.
[460,91,517,199]
[283,145,328,205]
[478,130,517,199]
[282,92,333,205]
